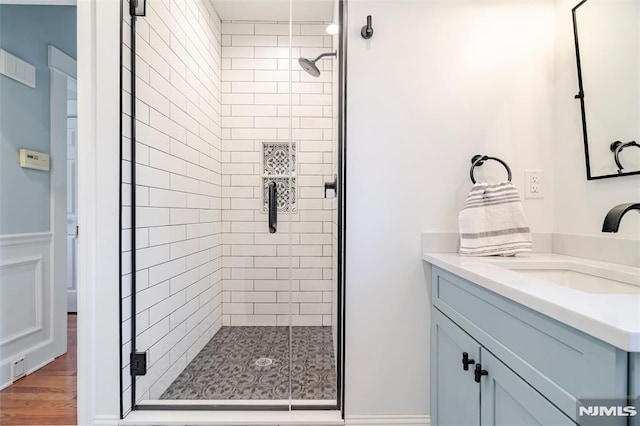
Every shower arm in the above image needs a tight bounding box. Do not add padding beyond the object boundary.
[313,52,337,62]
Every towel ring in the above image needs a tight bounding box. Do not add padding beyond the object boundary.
[610,140,640,173]
[470,155,512,184]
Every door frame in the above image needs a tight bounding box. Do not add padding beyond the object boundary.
[123,0,348,416]
[76,0,122,424]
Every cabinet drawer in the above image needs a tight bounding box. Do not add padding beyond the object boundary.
[432,267,627,421]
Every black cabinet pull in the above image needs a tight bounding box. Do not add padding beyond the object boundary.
[462,352,475,371]
[474,363,488,383]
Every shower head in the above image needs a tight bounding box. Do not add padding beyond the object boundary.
[298,51,337,77]
[298,57,321,77]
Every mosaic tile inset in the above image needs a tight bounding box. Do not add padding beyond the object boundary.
[262,177,297,213]
[263,142,296,176]
[262,142,297,212]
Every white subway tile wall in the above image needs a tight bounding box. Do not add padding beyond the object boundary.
[221,22,335,328]
[121,0,223,409]
[121,11,339,407]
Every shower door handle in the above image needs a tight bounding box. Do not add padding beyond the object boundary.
[324,174,337,198]
[268,181,277,233]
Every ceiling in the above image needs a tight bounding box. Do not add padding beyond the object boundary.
[0,0,75,4]
[0,0,331,22]
[211,0,334,22]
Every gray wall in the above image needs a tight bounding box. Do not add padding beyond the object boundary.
[0,5,76,235]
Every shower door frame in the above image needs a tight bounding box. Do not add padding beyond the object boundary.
[118,0,349,417]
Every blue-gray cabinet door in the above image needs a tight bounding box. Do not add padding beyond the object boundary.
[630,352,640,426]
[432,309,480,426]
[479,349,575,426]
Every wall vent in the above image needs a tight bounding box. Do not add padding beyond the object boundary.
[0,49,36,88]
[11,357,26,382]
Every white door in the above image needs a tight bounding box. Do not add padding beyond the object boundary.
[66,86,78,313]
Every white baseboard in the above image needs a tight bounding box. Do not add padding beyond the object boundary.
[27,357,55,375]
[119,410,430,426]
[345,414,430,425]
[93,416,120,426]
[120,410,343,425]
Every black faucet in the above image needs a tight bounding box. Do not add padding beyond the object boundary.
[602,203,640,232]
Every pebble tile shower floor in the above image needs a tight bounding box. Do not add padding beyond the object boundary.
[161,326,336,400]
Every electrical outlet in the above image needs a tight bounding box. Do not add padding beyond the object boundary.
[525,170,543,199]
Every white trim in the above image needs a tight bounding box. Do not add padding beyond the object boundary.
[0,0,75,5]
[76,0,96,420]
[26,356,55,375]
[77,0,121,424]
[0,232,52,246]
[120,410,344,426]
[0,49,36,88]
[92,416,120,426]
[0,256,44,345]
[48,45,77,79]
[345,414,430,425]
[0,232,57,389]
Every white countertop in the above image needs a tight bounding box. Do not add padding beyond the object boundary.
[423,252,640,352]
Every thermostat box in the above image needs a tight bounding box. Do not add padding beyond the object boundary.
[19,149,50,171]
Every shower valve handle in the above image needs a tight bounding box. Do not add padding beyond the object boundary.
[324,174,338,198]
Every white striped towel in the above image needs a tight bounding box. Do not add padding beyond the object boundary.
[458,181,532,256]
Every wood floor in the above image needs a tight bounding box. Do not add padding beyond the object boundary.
[0,314,77,426]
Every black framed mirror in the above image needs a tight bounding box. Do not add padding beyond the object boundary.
[572,0,640,180]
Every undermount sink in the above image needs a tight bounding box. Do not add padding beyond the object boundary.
[488,260,640,294]
[512,268,640,294]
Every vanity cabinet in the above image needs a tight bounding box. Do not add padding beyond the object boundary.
[433,309,573,425]
[430,266,632,426]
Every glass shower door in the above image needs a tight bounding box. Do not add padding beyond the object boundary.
[121,0,341,411]
[288,0,339,406]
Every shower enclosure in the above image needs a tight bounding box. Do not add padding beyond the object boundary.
[119,0,345,415]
